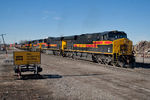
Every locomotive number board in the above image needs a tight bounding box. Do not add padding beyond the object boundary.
[13,51,41,65]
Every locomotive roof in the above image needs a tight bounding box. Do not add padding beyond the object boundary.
[47,30,126,41]
[82,30,126,36]
[61,30,126,38]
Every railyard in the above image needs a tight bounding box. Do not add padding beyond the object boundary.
[0,49,150,100]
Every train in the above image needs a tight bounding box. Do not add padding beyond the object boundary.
[16,30,135,68]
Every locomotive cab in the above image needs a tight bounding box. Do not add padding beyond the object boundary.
[108,31,127,41]
[111,32,135,67]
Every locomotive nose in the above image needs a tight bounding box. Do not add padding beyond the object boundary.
[120,39,129,54]
[113,38,133,55]
[121,38,132,55]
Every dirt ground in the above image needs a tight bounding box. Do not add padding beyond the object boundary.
[0,49,150,100]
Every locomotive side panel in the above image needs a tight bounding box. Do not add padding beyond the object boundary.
[47,38,60,50]
[73,41,113,54]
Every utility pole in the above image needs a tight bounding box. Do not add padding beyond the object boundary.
[0,34,7,54]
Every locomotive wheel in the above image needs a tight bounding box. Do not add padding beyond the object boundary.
[104,56,112,65]
[70,53,74,58]
[117,61,126,68]
[53,51,56,55]
[92,55,98,63]
[96,55,102,64]
[71,53,74,59]
[112,62,118,67]
[63,53,66,57]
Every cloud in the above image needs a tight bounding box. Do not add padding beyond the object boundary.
[41,10,62,21]
[53,16,62,20]
[42,15,49,20]
[43,10,56,14]
[43,10,50,14]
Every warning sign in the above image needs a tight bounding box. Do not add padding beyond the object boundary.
[14,51,41,65]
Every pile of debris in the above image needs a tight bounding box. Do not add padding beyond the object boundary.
[134,41,150,57]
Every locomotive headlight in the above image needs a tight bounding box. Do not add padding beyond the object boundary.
[108,48,110,52]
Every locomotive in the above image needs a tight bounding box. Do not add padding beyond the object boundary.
[18,30,135,68]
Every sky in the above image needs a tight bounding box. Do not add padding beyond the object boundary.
[0,0,150,44]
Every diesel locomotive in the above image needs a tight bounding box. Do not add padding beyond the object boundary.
[18,30,135,68]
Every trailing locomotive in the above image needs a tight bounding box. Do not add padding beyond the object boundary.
[18,30,135,68]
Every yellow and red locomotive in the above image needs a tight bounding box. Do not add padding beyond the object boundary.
[18,30,135,68]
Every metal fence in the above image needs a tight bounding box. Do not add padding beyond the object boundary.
[135,53,150,68]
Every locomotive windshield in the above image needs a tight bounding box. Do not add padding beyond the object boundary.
[108,32,127,40]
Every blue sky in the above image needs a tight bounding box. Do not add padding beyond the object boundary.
[0,0,150,44]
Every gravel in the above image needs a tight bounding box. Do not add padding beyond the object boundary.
[0,49,150,100]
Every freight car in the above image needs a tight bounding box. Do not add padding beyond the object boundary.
[18,30,135,68]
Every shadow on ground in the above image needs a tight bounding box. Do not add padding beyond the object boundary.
[16,74,62,80]
[15,73,104,80]
[63,73,105,77]
[135,62,150,69]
